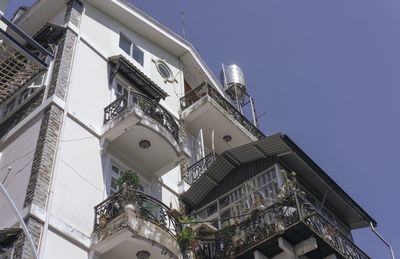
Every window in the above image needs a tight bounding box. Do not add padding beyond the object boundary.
[115,83,128,98]
[194,166,281,228]
[109,163,145,195]
[119,33,144,66]
[155,60,174,82]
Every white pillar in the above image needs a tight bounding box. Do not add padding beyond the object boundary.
[278,237,295,256]
[323,254,337,259]
[254,250,269,259]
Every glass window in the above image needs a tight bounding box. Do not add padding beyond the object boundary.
[157,62,171,79]
[132,45,144,66]
[193,165,281,229]
[119,33,144,66]
[119,34,131,55]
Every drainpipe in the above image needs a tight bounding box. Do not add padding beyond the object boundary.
[370,222,396,259]
[0,176,39,259]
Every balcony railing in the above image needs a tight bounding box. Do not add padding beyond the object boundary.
[183,153,217,185]
[0,15,53,103]
[104,92,179,141]
[93,187,182,238]
[194,194,370,259]
[180,83,265,140]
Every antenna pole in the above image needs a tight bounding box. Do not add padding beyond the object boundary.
[180,11,186,39]
[250,96,259,127]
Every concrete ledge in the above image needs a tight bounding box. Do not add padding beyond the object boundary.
[91,209,181,258]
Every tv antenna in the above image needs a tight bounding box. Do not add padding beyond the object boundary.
[180,11,186,39]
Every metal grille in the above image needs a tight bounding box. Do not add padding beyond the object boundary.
[104,92,179,141]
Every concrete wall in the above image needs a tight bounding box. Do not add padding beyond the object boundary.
[0,117,42,228]
[68,2,183,133]
[51,117,104,236]
[42,230,87,259]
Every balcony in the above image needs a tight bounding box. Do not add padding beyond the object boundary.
[0,15,52,104]
[180,83,265,154]
[182,152,217,185]
[193,193,370,259]
[91,187,182,259]
[103,92,183,176]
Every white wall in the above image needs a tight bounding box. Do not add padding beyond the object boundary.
[68,41,110,129]
[42,230,87,259]
[50,117,104,236]
[73,2,182,126]
[0,117,42,228]
[161,165,180,210]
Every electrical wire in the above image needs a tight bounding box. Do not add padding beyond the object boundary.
[59,158,103,192]
[4,158,34,187]
[0,136,97,187]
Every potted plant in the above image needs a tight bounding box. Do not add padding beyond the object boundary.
[116,170,140,190]
[177,216,197,252]
[116,170,140,211]
[177,226,195,252]
[98,213,110,228]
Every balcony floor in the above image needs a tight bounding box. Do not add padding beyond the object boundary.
[182,96,257,154]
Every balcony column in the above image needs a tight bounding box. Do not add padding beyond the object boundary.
[277,237,296,259]
[323,255,337,259]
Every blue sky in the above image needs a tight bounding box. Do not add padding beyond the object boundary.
[5,0,400,257]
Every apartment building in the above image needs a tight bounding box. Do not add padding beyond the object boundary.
[0,1,375,259]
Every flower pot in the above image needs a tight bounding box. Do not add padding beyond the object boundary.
[99,215,108,228]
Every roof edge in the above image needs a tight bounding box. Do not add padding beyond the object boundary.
[281,134,377,228]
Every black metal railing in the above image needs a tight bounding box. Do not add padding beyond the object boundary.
[301,200,370,259]
[104,92,179,141]
[180,83,265,140]
[194,194,370,259]
[183,153,218,185]
[93,187,182,238]
[194,195,300,258]
[0,15,53,66]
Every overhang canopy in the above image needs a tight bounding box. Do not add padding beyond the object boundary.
[108,55,168,101]
[32,23,66,49]
[182,133,376,229]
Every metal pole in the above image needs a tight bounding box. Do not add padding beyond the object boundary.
[249,96,259,127]
[0,175,39,259]
[370,222,395,259]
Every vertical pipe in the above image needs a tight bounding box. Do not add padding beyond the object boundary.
[0,182,39,259]
[250,96,258,127]
[370,222,396,259]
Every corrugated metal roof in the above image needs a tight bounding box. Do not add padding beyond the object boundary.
[181,133,376,229]
[108,55,168,100]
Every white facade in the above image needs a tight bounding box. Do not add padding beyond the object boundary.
[0,1,262,259]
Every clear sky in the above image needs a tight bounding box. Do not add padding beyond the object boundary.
[5,0,400,257]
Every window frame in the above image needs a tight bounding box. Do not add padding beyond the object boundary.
[119,33,144,66]
[193,165,281,228]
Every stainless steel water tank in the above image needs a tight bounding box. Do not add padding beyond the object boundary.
[221,64,247,99]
